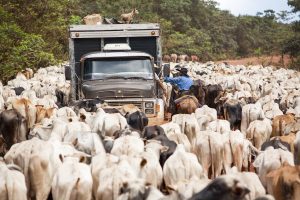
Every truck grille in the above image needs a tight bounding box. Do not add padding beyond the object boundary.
[106,101,143,111]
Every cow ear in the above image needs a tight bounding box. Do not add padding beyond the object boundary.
[73,138,78,146]
[79,156,86,163]
[140,158,147,167]
[160,146,169,153]
[166,185,177,192]
[59,154,64,162]
[79,113,86,121]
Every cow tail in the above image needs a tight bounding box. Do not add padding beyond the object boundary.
[16,113,21,143]
[253,127,256,149]
[6,169,15,200]
[279,118,283,136]
[139,111,144,132]
[208,135,214,178]
[229,136,234,169]
[24,100,30,128]
[101,119,106,138]
[65,177,80,199]
[224,105,228,121]
[247,107,250,131]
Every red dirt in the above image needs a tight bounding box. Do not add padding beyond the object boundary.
[216,55,291,67]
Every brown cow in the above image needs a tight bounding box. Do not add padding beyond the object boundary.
[271,113,296,137]
[266,164,300,200]
[12,98,36,129]
[163,55,171,63]
[35,105,56,124]
[170,54,178,63]
[191,55,199,62]
[22,68,34,80]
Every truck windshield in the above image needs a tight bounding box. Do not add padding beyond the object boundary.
[83,57,153,80]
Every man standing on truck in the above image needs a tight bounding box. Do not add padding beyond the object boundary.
[164,67,193,97]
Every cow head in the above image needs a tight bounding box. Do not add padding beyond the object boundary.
[191,175,250,200]
[126,111,148,132]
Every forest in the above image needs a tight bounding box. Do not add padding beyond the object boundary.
[0,0,299,82]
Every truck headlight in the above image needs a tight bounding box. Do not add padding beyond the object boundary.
[145,102,154,108]
[145,109,154,114]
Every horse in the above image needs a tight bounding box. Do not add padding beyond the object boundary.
[174,95,200,114]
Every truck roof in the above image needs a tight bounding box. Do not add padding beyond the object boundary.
[69,23,160,38]
[81,51,153,60]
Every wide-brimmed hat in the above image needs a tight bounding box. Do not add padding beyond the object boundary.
[176,67,189,76]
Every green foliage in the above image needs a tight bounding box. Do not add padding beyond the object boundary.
[0,6,55,82]
[286,0,300,69]
[0,0,299,82]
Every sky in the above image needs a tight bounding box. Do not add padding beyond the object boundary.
[214,0,293,16]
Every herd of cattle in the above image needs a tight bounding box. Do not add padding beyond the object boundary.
[163,54,200,63]
[0,62,299,200]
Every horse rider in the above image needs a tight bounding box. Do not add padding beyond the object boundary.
[163,67,193,98]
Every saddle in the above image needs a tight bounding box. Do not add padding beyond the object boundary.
[174,95,200,107]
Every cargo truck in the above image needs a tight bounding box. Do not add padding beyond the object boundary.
[68,23,164,119]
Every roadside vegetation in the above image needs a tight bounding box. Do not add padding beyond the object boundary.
[0,0,299,82]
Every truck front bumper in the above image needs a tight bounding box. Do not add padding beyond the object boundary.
[105,98,164,119]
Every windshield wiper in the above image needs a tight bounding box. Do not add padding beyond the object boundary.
[126,76,151,80]
[106,75,127,79]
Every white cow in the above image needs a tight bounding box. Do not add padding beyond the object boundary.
[137,140,165,188]
[111,135,144,157]
[163,144,205,190]
[172,114,200,145]
[52,156,93,200]
[193,131,224,178]
[241,102,265,134]
[207,119,231,134]
[5,138,87,200]
[246,118,272,149]
[0,160,27,200]
[92,108,128,138]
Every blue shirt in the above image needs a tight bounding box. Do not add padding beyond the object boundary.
[164,76,193,91]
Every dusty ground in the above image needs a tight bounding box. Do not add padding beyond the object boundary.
[215,55,291,67]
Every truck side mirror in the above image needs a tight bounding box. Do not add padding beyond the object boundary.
[65,65,71,80]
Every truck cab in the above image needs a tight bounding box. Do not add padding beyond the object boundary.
[68,24,164,119]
